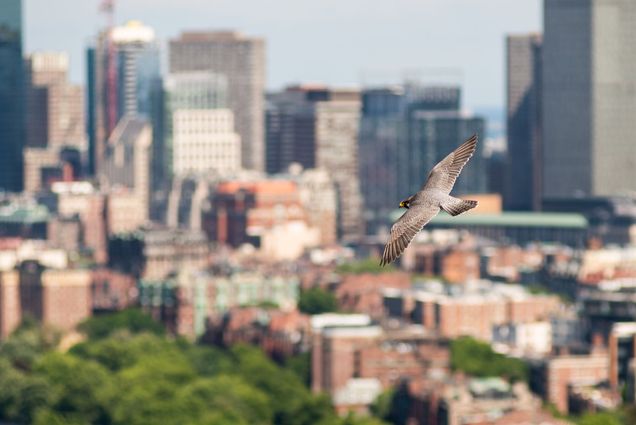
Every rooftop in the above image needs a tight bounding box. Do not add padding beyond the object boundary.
[390,210,588,229]
[217,179,298,195]
[0,203,49,224]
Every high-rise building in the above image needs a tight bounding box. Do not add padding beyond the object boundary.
[164,72,228,110]
[506,34,543,211]
[169,31,266,171]
[543,0,636,199]
[172,109,241,176]
[23,53,85,192]
[0,0,25,192]
[267,86,363,239]
[87,21,161,177]
[102,117,152,230]
[25,52,85,151]
[26,52,85,149]
[357,85,484,232]
[164,72,239,178]
[404,89,486,200]
[358,87,404,226]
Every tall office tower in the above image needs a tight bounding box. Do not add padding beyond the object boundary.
[172,110,241,176]
[102,117,152,229]
[164,72,238,178]
[265,90,315,174]
[0,0,25,192]
[406,109,486,198]
[169,31,266,171]
[266,86,363,240]
[87,20,161,177]
[506,34,543,211]
[357,84,481,232]
[25,52,86,150]
[358,87,405,229]
[543,0,636,199]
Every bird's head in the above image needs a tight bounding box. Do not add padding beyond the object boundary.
[399,199,410,209]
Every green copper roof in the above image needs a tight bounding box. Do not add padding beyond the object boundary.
[390,210,588,229]
[0,204,50,224]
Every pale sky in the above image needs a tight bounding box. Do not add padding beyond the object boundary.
[24,0,542,108]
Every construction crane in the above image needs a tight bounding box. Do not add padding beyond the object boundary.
[100,0,118,136]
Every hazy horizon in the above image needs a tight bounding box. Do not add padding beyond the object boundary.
[24,0,541,109]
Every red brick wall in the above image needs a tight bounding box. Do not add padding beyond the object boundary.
[547,354,609,413]
[438,301,507,340]
[442,250,480,284]
[0,271,21,339]
[42,270,91,331]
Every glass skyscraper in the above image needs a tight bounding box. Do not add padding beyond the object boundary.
[358,84,485,232]
[86,21,161,179]
[506,34,542,211]
[543,0,636,199]
[0,0,25,192]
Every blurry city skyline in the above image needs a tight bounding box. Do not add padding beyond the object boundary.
[24,0,541,109]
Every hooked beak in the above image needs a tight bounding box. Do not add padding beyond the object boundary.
[399,201,409,209]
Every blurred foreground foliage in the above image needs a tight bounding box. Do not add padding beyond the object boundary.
[0,309,387,425]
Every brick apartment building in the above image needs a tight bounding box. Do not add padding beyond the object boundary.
[203,178,329,259]
[0,260,92,338]
[311,315,450,414]
[335,272,411,319]
[410,287,560,341]
[205,180,306,247]
[530,347,610,413]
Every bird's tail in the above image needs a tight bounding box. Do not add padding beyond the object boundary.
[441,197,478,216]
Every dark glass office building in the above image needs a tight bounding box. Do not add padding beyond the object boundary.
[358,84,485,233]
[0,0,25,192]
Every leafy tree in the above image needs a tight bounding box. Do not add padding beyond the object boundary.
[78,308,165,340]
[177,375,272,425]
[0,317,60,371]
[576,411,623,425]
[0,358,52,424]
[281,392,337,425]
[108,350,196,425]
[0,312,354,425]
[33,409,72,425]
[180,343,235,377]
[71,332,177,372]
[33,352,115,424]
[298,287,338,315]
[450,336,528,382]
[285,352,311,386]
[370,389,394,420]
[230,344,337,425]
[337,413,390,425]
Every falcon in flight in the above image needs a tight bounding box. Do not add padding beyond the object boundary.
[380,134,479,266]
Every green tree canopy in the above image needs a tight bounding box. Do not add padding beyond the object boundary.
[0,313,360,425]
[576,412,623,425]
[78,308,165,340]
[450,336,529,382]
[298,287,338,315]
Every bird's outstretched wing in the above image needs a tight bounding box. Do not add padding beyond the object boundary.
[423,134,478,194]
[380,204,440,266]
